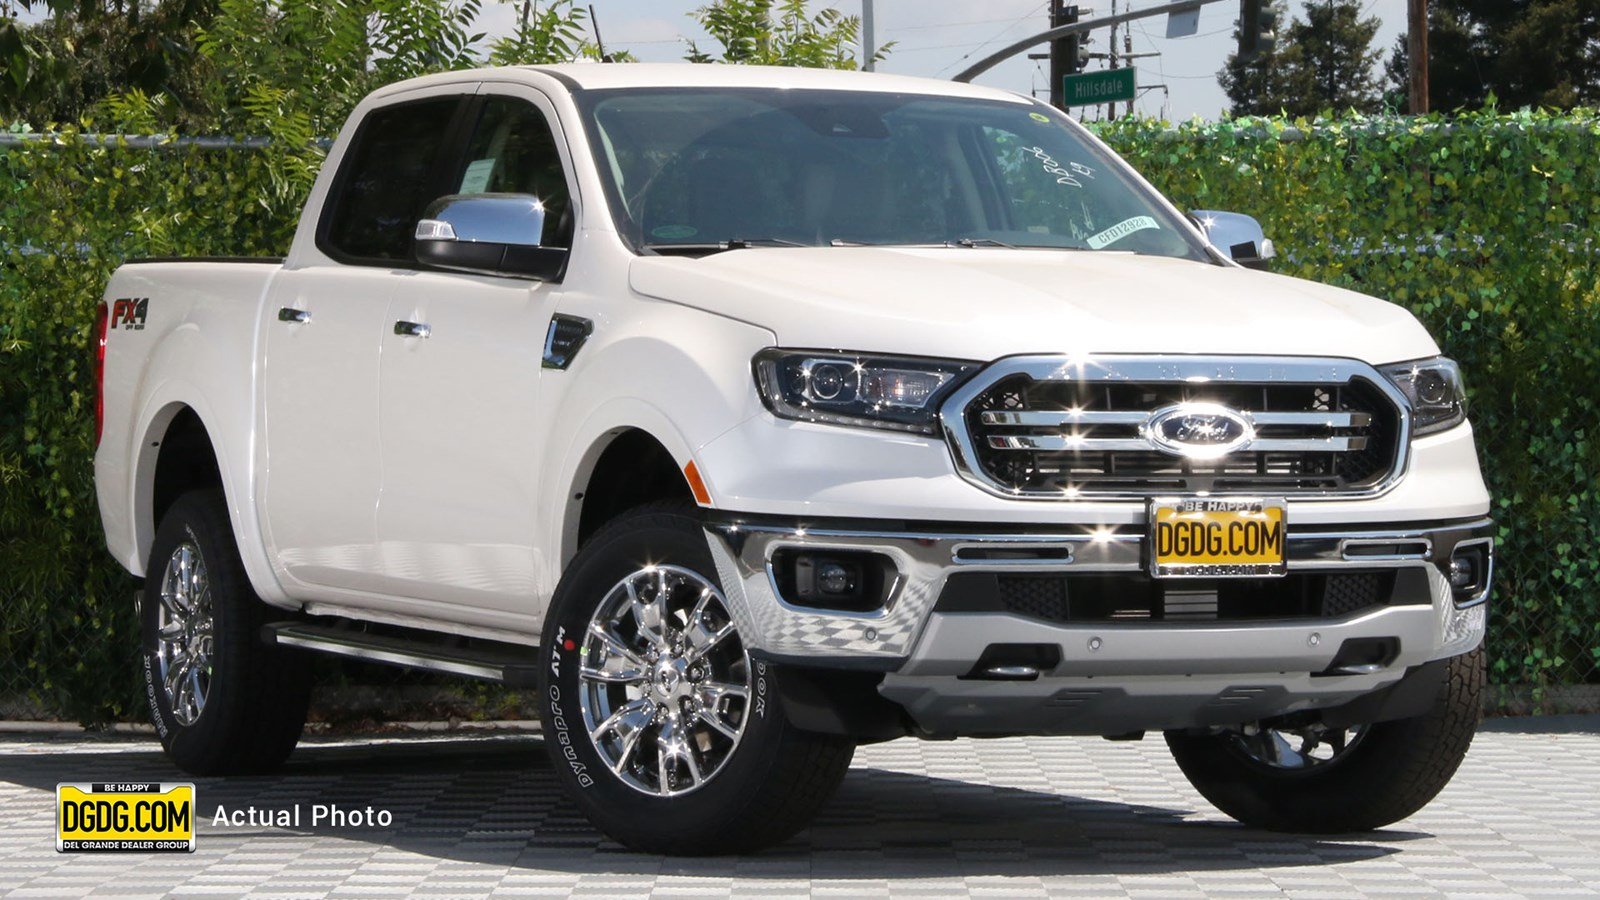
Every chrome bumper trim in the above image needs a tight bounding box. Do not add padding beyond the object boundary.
[703,516,1492,665]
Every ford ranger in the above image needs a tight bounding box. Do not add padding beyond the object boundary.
[94,64,1492,854]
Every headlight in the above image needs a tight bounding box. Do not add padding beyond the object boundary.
[1380,356,1467,436]
[753,349,980,434]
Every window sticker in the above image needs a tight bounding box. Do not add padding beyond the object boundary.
[1021,145,1094,187]
[651,224,698,240]
[459,158,496,193]
[1029,111,1050,123]
[1087,215,1159,249]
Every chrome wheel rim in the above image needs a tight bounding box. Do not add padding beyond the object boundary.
[156,541,214,726]
[577,564,751,797]
[1229,721,1369,771]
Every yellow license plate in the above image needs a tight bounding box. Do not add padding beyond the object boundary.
[1150,498,1287,577]
[57,782,196,852]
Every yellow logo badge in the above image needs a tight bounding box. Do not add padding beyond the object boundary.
[57,783,196,852]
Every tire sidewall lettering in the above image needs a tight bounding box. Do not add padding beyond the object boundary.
[546,658,594,788]
[754,660,768,719]
[142,653,170,739]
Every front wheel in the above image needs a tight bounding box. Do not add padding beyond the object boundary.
[1166,647,1484,833]
[538,503,854,855]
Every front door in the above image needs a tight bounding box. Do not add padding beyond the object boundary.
[372,89,578,619]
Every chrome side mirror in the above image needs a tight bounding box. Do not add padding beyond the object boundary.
[1191,209,1275,270]
[414,193,566,280]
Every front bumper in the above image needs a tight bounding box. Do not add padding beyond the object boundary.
[704,515,1491,735]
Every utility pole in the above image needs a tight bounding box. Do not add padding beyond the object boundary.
[862,0,876,71]
[1124,25,1134,117]
[1046,1,1082,109]
[1407,0,1429,113]
[1107,0,1119,121]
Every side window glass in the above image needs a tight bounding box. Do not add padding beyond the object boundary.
[324,97,460,261]
[452,97,573,248]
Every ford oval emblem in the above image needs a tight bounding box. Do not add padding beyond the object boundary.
[1142,403,1256,459]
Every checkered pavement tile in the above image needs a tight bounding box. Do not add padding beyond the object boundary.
[1,718,1597,897]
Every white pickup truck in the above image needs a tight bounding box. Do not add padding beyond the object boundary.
[95,64,1493,854]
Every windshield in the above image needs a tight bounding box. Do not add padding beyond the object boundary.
[577,87,1209,261]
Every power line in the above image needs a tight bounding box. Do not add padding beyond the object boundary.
[889,13,1068,33]
[934,1,1050,77]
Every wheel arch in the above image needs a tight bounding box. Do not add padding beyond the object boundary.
[553,407,715,576]
[126,396,283,607]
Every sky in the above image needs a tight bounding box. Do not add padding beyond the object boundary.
[16,0,1412,120]
[499,0,1413,120]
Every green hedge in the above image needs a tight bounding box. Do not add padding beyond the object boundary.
[0,132,304,722]
[1,110,1596,724]
[1094,110,1600,688]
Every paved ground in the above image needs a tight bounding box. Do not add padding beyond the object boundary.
[2,717,1598,898]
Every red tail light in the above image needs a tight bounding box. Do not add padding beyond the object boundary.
[93,301,109,447]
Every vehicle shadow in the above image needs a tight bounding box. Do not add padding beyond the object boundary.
[2,732,1418,877]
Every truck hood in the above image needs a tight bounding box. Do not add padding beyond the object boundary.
[628,247,1440,365]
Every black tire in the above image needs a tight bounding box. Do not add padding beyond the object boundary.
[538,502,855,855]
[142,489,311,775]
[1166,647,1485,833]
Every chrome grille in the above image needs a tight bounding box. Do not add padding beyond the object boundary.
[941,356,1409,499]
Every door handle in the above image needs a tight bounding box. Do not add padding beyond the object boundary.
[277,307,311,324]
[393,320,431,339]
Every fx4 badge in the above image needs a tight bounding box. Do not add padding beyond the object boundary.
[110,298,149,331]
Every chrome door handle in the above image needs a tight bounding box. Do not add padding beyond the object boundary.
[277,307,311,324]
[393,320,431,339]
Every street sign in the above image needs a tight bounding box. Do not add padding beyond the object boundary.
[1166,5,1200,37]
[1062,67,1137,106]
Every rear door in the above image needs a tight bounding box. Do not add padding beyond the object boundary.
[370,87,578,618]
[260,93,468,598]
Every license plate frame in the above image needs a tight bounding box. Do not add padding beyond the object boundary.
[1149,497,1288,578]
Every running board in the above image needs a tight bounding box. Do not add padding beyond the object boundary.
[262,621,541,686]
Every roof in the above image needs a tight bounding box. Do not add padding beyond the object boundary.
[370,62,1030,104]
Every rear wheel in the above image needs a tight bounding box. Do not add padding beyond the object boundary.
[538,503,854,855]
[142,489,311,775]
[1166,647,1484,833]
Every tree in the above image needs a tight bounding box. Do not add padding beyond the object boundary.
[686,0,879,69]
[0,1,220,128]
[1219,0,1383,117]
[1384,0,1600,111]
[1287,0,1383,113]
[1219,0,1307,116]
[488,0,612,65]
[0,0,602,131]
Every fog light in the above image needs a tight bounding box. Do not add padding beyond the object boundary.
[1445,540,1492,607]
[796,556,861,600]
[775,549,894,613]
[816,562,855,595]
